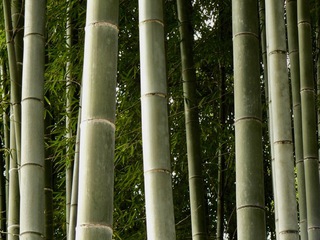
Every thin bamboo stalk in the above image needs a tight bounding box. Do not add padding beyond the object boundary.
[297,0,320,239]
[176,0,208,239]
[286,1,308,239]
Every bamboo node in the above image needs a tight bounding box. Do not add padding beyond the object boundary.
[233,32,259,39]
[142,92,167,98]
[144,168,171,175]
[86,21,119,32]
[279,230,299,234]
[139,19,164,27]
[268,50,286,55]
[273,140,292,145]
[78,223,113,231]
[237,204,265,211]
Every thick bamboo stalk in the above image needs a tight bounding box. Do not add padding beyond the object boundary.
[232,0,266,239]
[176,0,208,239]
[297,0,320,239]
[139,0,176,239]
[20,0,46,239]
[286,1,308,239]
[76,1,119,239]
[265,1,299,239]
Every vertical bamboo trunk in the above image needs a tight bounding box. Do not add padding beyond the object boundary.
[286,1,308,239]
[68,109,81,240]
[65,1,73,236]
[11,0,23,166]
[217,65,226,240]
[0,151,5,240]
[217,4,227,239]
[3,1,21,238]
[76,1,119,239]
[1,64,10,229]
[44,111,53,240]
[139,0,176,239]
[232,0,266,239]
[297,0,320,239]
[3,0,21,169]
[176,0,208,239]
[8,120,19,240]
[259,1,279,238]
[0,64,8,239]
[317,0,320,186]
[265,1,299,240]
[20,0,46,239]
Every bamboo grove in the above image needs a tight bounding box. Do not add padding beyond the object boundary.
[0,0,320,239]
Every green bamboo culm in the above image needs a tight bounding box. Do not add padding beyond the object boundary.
[297,0,320,239]
[286,1,308,239]
[265,1,299,239]
[259,1,279,238]
[68,108,81,240]
[139,0,176,239]
[20,0,46,239]
[2,0,21,168]
[0,65,8,239]
[232,0,266,239]
[65,0,73,236]
[11,0,24,166]
[176,0,208,239]
[76,1,119,239]
[8,120,19,240]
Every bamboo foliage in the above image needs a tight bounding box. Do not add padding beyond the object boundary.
[76,1,119,239]
[297,0,320,239]
[20,0,46,239]
[233,0,266,239]
[176,0,208,239]
[286,1,308,239]
[139,0,176,239]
